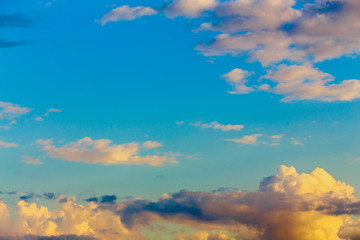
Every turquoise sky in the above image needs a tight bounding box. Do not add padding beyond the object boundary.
[1,1,360,239]
[1,0,360,201]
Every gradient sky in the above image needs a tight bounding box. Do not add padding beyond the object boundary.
[1,0,360,239]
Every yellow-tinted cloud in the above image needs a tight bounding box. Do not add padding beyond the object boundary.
[41,137,177,166]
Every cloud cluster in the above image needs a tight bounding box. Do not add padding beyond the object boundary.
[98,0,360,101]
[35,108,62,122]
[1,166,360,239]
[117,165,360,240]
[0,198,144,240]
[39,137,177,166]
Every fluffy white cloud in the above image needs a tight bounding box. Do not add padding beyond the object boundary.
[192,121,244,131]
[0,140,18,148]
[0,101,30,119]
[0,198,144,240]
[97,5,157,25]
[265,65,360,101]
[221,69,254,94]
[226,134,262,144]
[40,137,177,166]
[165,0,218,18]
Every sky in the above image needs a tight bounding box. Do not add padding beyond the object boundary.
[1,0,360,239]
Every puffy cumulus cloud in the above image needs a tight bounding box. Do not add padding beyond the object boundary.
[0,140,18,148]
[192,121,244,131]
[118,165,360,240]
[265,64,360,101]
[221,69,254,94]
[226,134,262,144]
[0,198,144,240]
[0,101,30,119]
[97,5,157,25]
[165,0,218,18]
[40,137,177,166]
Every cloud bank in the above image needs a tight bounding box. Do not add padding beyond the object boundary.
[1,166,360,239]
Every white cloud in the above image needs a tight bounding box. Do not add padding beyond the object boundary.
[36,139,54,145]
[193,121,244,131]
[165,0,218,18]
[142,141,162,149]
[226,134,262,144]
[271,134,285,139]
[0,101,30,119]
[36,108,62,121]
[0,126,10,130]
[40,137,177,166]
[22,156,44,165]
[265,64,360,102]
[97,5,157,25]
[222,69,254,94]
[0,140,18,148]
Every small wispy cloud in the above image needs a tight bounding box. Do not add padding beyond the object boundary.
[0,140,18,148]
[192,121,244,131]
[96,5,158,25]
[35,108,62,121]
[226,134,262,144]
[21,156,44,165]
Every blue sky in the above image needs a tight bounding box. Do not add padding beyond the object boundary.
[1,0,360,239]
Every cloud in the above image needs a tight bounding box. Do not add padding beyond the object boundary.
[0,101,31,119]
[35,108,62,122]
[2,166,360,239]
[0,126,11,130]
[221,69,255,94]
[0,140,18,148]
[100,195,117,204]
[22,156,44,165]
[107,0,360,101]
[226,134,262,144]
[118,165,359,240]
[40,137,177,166]
[265,64,360,102]
[36,139,54,145]
[0,198,144,240]
[192,121,244,131]
[97,5,157,25]
[142,141,162,149]
[164,0,218,18]
[271,134,285,139]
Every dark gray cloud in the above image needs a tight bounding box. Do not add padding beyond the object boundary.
[100,195,117,204]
